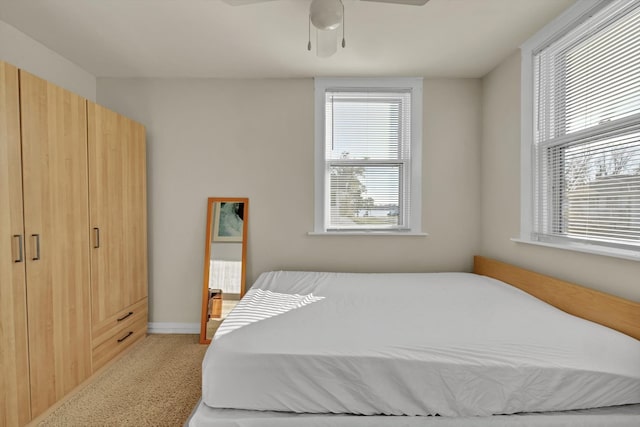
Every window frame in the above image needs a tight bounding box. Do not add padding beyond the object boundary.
[312,77,424,236]
[517,0,640,261]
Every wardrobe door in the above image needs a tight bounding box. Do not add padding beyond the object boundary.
[0,62,31,427]
[88,102,147,330]
[19,70,92,417]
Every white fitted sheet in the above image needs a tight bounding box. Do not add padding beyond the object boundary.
[201,271,640,417]
[188,400,640,427]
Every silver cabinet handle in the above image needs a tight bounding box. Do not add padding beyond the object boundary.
[13,235,24,263]
[93,227,100,248]
[32,234,40,260]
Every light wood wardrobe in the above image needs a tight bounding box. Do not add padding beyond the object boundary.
[87,101,148,371]
[0,61,148,426]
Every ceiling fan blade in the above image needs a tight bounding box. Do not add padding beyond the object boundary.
[360,0,430,5]
[221,0,278,6]
[222,0,430,7]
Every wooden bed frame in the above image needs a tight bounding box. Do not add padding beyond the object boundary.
[473,256,640,341]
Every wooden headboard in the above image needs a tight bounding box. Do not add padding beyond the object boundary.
[473,256,640,341]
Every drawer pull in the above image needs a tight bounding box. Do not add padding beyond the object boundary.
[117,331,133,343]
[117,311,134,322]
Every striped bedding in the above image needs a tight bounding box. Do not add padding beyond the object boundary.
[214,289,324,339]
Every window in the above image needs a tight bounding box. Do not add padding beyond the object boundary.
[520,0,640,259]
[313,78,423,234]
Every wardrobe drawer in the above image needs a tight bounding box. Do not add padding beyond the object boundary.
[92,315,147,371]
[92,298,148,348]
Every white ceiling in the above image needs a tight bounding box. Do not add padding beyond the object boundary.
[0,0,574,79]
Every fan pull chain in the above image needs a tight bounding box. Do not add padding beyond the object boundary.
[341,1,346,48]
[308,15,312,51]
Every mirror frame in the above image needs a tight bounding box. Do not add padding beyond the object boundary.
[199,197,249,344]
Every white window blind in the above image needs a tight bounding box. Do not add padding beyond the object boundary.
[533,0,640,251]
[324,90,412,231]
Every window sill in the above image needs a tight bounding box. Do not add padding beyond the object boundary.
[511,237,640,262]
[308,231,428,237]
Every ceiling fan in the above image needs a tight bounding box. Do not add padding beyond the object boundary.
[221,0,430,57]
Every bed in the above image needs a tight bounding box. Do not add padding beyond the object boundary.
[188,256,640,426]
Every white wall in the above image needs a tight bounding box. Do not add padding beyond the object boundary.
[0,20,96,100]
[97,77,482,323]
[481,51,640,302]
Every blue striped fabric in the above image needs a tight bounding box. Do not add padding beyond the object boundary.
[214,289,324,339]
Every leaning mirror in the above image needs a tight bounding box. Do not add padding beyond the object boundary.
[200,197,248,344]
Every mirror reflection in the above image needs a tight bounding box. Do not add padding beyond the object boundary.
[200,198,248,344]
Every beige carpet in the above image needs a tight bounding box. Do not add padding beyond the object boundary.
[38,334,207,427]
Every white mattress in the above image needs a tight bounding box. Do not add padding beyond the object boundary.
[201,271,640,417]
[188,401,640,427]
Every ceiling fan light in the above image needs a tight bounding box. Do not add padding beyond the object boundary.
[310,0,343,31]
[316,28,339,57]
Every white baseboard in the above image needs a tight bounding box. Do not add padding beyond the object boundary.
[147,322,200,334]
